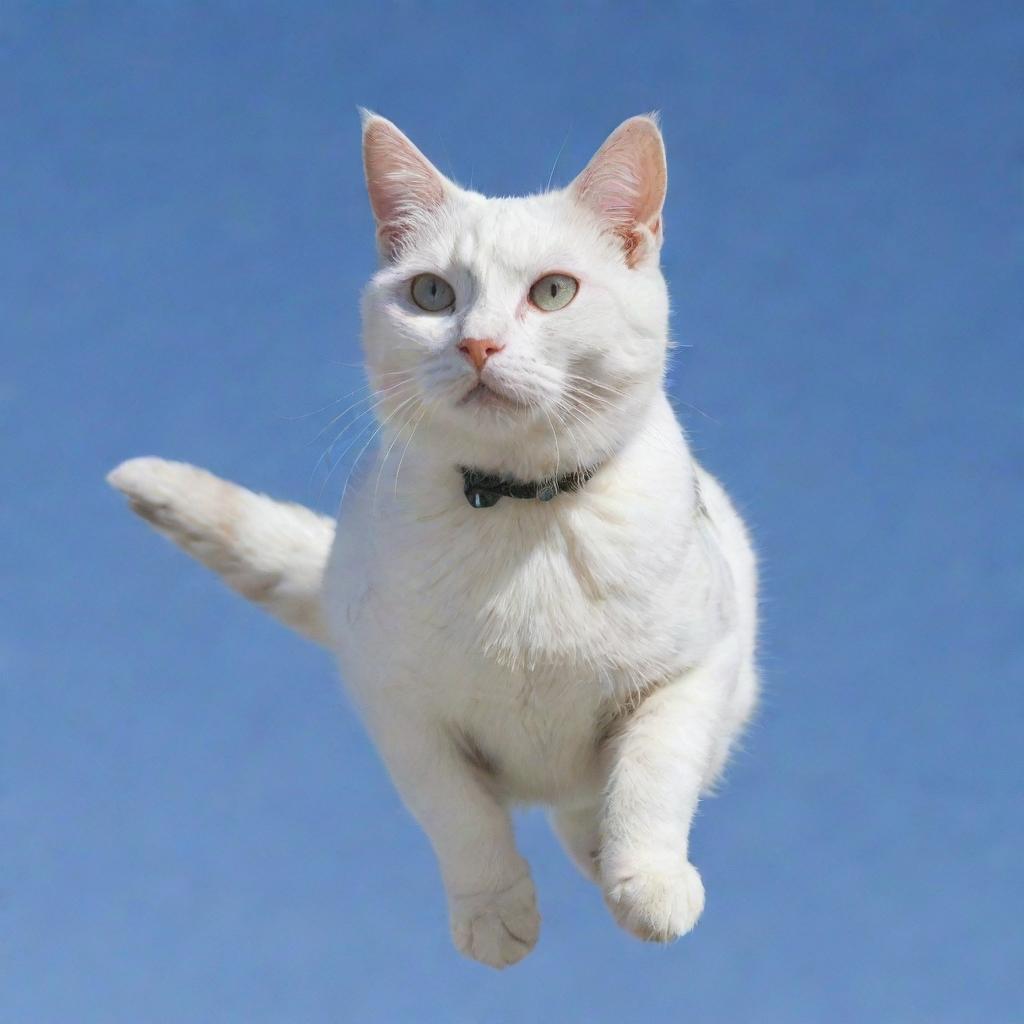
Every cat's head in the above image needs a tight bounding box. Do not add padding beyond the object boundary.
[360,112,670,482]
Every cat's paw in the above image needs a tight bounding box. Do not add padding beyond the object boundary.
[448,874,540,969]
[603,859,705,943]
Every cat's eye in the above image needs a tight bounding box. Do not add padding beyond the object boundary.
[529,273,578,312]
[410,273,455,313]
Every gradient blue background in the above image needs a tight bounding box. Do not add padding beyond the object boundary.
[4,3,1023,1021]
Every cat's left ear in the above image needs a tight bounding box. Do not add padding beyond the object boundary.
[361,110,453,261]
[570,114,667,268]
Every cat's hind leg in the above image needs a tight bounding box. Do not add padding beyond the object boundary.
[549,801,602,883]
[703,656,759,793]
[359,706,540,969]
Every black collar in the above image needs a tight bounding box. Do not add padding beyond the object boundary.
[461,464,599,509]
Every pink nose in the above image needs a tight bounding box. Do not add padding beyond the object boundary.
[459,337,504,371]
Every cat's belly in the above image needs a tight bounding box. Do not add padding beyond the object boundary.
[442,655,609,804]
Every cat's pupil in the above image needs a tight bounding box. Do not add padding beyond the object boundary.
[550,283,557,298]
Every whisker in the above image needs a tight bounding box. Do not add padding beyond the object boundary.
[562,381,619,409]
[373,396,425,508]
[670,397,719,424]
[335,393,422,510]
[553,399,596,446]
[565,369,718,423]
[540,404,561,478]
[309,381,417,490]
[308,392,416,488]
[275,381,373,423]
[548,403,582,470]
[545,126,572,192]
[563,372,630,399]
[309,378,415,448]
[561,385,623,423]
[312,413,378,502]
[370,368,422,380]
[394,400,434,499]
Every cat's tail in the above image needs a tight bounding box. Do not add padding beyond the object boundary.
[107,457,335,646]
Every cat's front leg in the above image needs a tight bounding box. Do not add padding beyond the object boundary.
[599,645,739,943]
[364,709,539,968]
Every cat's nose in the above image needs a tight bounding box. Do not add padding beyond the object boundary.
[458,337,504,372]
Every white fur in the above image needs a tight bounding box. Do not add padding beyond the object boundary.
[109,113,758,969]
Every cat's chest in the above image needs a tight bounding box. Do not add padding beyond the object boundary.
[385,494,707,684]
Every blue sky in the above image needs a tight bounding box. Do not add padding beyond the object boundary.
[3,3,1023,1021]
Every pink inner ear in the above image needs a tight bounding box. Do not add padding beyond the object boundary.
[362,115,448,257]
[571,116,667,264]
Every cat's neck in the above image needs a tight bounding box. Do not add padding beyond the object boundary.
[385,387,692,512]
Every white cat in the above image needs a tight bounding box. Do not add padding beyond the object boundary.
[108,112,759,969]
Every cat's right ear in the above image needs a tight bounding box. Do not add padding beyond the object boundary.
[361,111,451,261]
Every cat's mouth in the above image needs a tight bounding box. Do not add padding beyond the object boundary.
[459,381,517,409]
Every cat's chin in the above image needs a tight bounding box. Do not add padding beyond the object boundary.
[457,381,521,412]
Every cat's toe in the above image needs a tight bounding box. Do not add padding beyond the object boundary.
[449,875,540,969]
[604,859,705,943]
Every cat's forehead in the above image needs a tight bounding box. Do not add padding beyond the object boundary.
[425,190,596,273]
